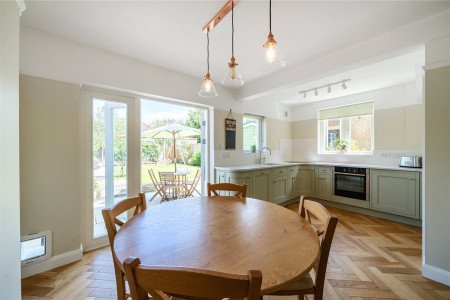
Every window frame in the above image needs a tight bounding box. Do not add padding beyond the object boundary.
[317,104,374,156]
[243,114,264,153]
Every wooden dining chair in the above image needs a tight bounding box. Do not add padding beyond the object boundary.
[207,183,247,197]
[123,257,262,300]
[185,169,201,197]
[148,169,164,202]
[101,193,147,300]
[266,197,338,300]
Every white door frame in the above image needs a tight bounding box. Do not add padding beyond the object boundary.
[81,89,139,251]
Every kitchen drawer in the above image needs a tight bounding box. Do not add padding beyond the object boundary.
[287,165,299,174]
[271,167,287,177]
[318,166,332,175]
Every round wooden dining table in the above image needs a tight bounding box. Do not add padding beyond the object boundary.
[113,196,320,294]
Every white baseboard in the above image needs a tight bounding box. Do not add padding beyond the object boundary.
[21,245,83,278]
[423,263,450,286]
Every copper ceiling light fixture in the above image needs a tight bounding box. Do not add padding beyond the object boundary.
[198,30,218,98]
[221,1,244,87]
[262,0,286,71]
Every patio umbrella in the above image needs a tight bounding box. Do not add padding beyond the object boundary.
[142,124,201,171]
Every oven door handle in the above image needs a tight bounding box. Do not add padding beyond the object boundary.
[334,172,366,177]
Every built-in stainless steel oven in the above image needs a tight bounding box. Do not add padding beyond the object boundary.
[334,167,368,201]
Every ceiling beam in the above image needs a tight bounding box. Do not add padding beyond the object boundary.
[202,0,240,32]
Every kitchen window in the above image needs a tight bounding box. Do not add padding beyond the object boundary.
[243,114,263,152]
[318,102,374,154]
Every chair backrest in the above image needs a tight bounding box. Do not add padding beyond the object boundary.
[159,172,175,186]
[148,169,160,188]
[123,257,262,300]
[207,183,247,197]
[298,196,338,298]
[101,193,147,246]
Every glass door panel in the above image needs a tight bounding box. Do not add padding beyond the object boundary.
[92,99,128,238]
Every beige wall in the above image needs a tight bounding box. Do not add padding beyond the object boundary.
[375,105,422,150]
[292,119,316,139]
[265,118,292,150]
[291,104,423,150]
[424,65,450,273]
[20,75,81,256]
[1,2,22,297]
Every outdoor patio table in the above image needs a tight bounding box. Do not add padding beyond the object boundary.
[113,196,320,294]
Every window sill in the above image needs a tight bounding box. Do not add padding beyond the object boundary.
[318,151,373,156]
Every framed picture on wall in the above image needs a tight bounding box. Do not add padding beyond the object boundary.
[225,118,236,150]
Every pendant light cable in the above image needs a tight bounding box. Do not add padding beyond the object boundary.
[269,0,272,32]
[207,30,210,74]
[231,1,234,57]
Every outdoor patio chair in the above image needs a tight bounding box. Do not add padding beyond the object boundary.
[159,172,177,200]
[175,173,189,198]
[185,169,201,197]
[148,169,165,202]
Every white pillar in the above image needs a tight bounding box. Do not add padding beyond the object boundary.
[0,1,24,298]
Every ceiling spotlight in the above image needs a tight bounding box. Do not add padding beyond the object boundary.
[342,81,347,90]
[314,89,318,96]
[327,85,331,93]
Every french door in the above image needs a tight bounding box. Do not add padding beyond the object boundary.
[83,90,139,250]
[83,90,210,251]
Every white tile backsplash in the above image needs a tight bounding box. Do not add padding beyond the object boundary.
[214,137,422,168]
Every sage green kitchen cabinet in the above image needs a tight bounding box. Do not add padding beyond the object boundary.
[317,166,333,200]
[297,165,317,197]
[271,175,289,204]
[287,166,300,199]
[252,170,271,201]
[370,169,420,219]
[225,171,252,196]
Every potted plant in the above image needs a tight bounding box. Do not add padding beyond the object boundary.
[250,145,257,153]
[335,138,348,153]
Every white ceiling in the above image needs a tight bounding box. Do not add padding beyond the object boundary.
[262,48,425,106]
[21,0,450,85]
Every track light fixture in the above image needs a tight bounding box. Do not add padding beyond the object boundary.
[299,79,351,99]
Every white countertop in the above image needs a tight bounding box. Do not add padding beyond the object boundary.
[215,161,422,172]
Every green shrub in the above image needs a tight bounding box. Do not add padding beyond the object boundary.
[142,142,161,162]
[189,151,201,166]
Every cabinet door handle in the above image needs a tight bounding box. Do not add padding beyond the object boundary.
[410,178,416,181]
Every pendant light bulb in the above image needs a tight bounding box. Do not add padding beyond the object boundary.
[222,1,244,88]
[260,0,286,72]
[199,31,218,98]
[327,85,332,93]
[342,81,347,90]
[199,73,218,98]
[222,56,244,87]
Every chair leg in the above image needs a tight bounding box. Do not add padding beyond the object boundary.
[114,265,126,300]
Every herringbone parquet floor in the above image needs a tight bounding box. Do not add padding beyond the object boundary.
[21,204,450,300]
